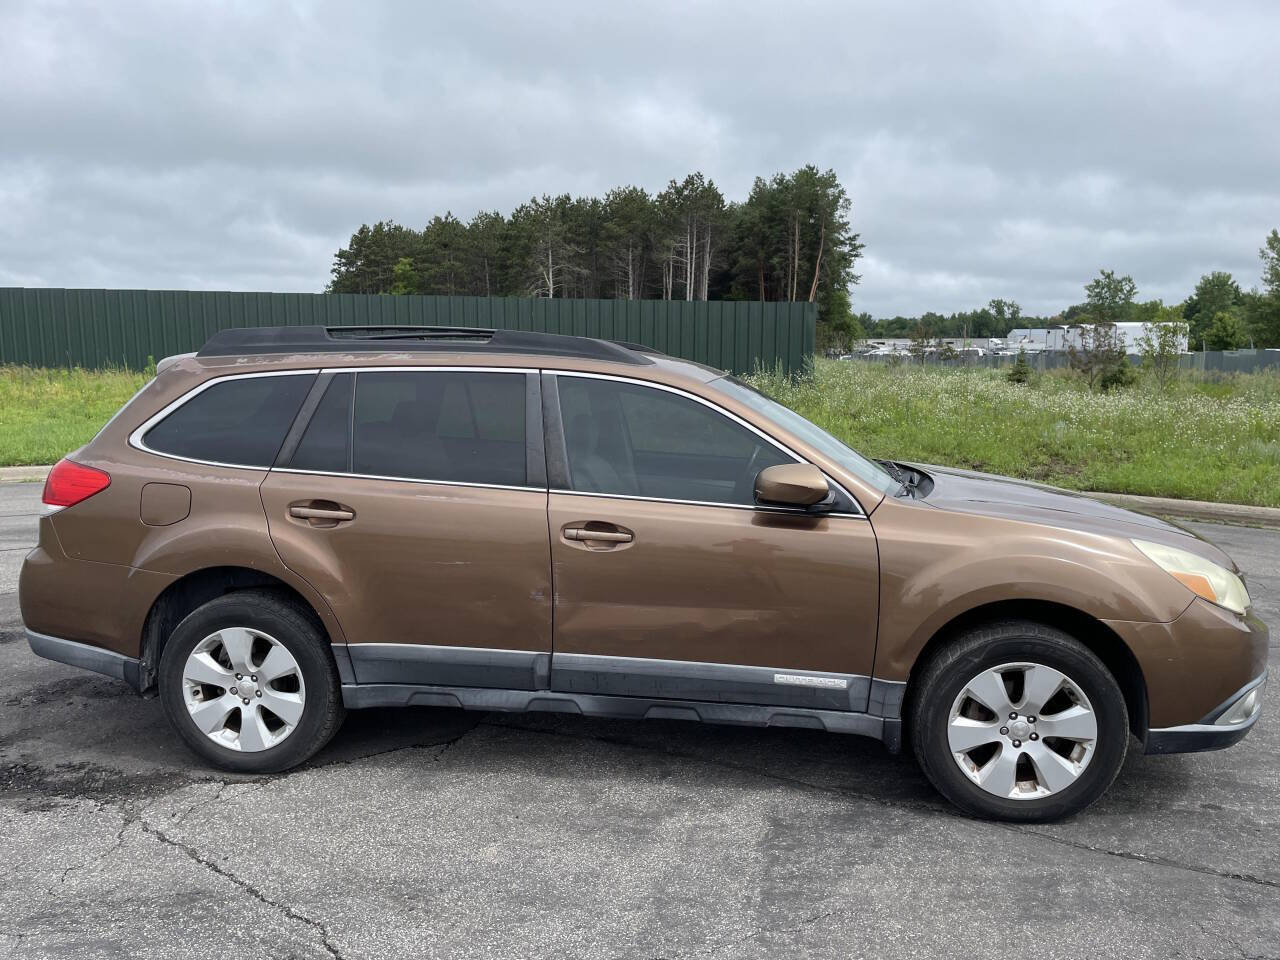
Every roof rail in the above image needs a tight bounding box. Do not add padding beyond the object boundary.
[609,339,667,356]
[196,325,652,365]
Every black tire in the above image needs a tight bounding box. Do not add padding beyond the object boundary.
[909,619,1128,822]
[158,590,345,773]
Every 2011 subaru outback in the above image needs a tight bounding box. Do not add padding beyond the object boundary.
[21,325,1268,820]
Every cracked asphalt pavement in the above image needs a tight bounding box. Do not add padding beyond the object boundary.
[1,480,1277,959]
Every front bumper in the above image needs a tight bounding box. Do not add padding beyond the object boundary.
[1145,670,1267,755]
[25,627,144,692]
[1106,597,1269,733]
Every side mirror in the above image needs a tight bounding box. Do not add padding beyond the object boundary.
[754,463,831,509]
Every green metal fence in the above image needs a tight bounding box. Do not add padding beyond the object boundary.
[0,289,815,375]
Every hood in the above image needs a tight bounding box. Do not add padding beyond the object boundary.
[909,463,1238,571]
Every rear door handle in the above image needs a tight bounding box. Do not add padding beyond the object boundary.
[289,503,356,524]
[564,527,632,543]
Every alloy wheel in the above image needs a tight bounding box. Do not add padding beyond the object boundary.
[947,661,1098,800]
[181,627,307,752]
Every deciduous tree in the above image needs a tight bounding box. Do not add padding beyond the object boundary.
[1183,272,1243,346]
[1260,228,1280,297]
[1205,311,1248,350]
[1137,317,1187,390]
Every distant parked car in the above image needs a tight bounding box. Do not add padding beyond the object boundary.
[20,325,1268,821]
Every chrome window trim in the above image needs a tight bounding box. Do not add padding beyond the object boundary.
[126,364,866,519]
[127,365,534,474]
[328,365,539,375]
[128,368,320,470]
[271,466,545,494]
[545,369,866,517]
[549,487,864,518]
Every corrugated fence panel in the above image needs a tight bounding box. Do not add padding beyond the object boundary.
[0,289,816,375]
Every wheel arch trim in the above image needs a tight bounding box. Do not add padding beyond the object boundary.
[896,598,1150,741]
[138,565,350,694]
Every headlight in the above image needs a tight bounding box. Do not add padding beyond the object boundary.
[1132,539,1250,615]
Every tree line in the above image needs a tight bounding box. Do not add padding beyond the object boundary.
[327,165,863,331]
[863,229,1280,351]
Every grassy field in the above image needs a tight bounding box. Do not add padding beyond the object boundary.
[0,366,150,466]
[2,361,1279,506]
[749,359,1280,507]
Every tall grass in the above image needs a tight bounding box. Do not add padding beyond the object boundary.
[3,361,1278,507]
[748,360,1280,507]
[0,366,151,466]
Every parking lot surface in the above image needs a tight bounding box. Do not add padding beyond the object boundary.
[1,480,1277,959]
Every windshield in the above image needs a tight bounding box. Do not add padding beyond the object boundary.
[711,376,900,496]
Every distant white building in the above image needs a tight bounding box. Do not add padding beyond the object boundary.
[1004,323,1188,355]
[1004,326,1073,352]
[1109,322,1189,354]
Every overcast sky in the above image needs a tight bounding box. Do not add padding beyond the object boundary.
[2,1,1277,316]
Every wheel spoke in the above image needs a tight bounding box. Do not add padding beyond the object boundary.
[948,717,1004,753]
[257,645,299,683]
[237,707,272,752]
[217,628,257,674]
[259,689,304,727]
[978,745,1020,798]
[1036,704,1097,742]
[1019,664,1065,715]
[1027,744,1080,793]
[184,651,233,689]
[189,695,236,734]
[964,670,1014,717]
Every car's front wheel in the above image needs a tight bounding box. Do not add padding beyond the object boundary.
[910,620,1129,821]
[159,590,345,773]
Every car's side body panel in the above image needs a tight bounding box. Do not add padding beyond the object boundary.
[260,472,553,667]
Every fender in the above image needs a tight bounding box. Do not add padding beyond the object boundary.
[868,502,1194,681]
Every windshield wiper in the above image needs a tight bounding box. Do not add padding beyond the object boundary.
[877,460,911,497]
[879,460,924,498]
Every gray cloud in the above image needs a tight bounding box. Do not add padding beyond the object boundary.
[2,0,1277,315]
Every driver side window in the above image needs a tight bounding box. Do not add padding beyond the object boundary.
[557,376,792,506]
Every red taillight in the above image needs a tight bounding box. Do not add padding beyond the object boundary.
[42,459,111,508]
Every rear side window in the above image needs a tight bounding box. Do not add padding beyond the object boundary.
[352,371,526,486]
[143,374,314,467]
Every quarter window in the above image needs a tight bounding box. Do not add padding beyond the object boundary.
[352,371,526,486]
[557,376,792,505]
[143,374,314,467]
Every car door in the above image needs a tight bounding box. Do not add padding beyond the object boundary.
[260,367,553,691]
[544,371,880,713]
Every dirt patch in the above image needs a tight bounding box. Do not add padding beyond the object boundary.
[0,757,195,810]
[5,675,127,707]
[1027,456,1085,482]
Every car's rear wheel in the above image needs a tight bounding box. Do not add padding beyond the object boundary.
[159,590,345,773]
[910,620,1128,821]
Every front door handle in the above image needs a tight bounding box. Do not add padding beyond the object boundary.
[564,527,632,543]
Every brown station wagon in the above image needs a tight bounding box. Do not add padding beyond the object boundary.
[21,325,1268,820]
